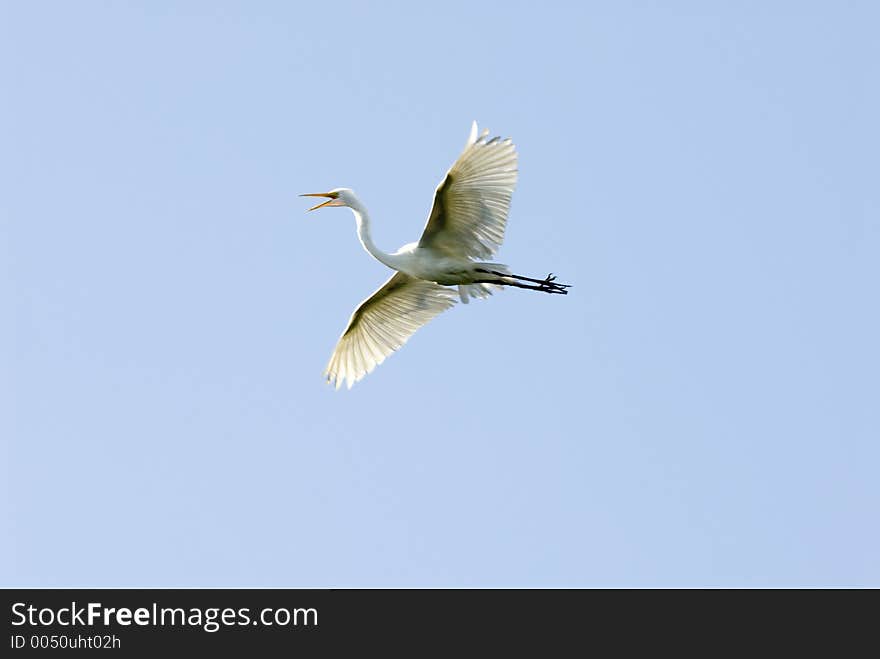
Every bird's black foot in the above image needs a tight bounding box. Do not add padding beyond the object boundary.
[537,273,571,294]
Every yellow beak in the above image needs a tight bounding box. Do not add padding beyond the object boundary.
[300,192,339,211]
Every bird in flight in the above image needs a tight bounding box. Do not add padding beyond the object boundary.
[302,121,569,389]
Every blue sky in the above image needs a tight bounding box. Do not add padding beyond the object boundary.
[3,2,878,586]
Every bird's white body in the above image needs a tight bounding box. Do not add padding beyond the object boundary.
[303,121,567,389]
[386,246,474,285]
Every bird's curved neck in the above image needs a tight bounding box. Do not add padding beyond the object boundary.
[351,206,397,270]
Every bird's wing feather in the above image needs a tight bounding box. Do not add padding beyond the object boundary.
[325,272,457,389]
[417,121,518,259]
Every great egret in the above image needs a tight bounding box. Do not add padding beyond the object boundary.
[302,121,569,389]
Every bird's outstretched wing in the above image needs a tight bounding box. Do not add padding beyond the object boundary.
[325,272,457,389]
[417,121,518,260]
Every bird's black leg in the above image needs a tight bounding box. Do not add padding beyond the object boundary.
[471,279,569,295]
[474,268,571,294]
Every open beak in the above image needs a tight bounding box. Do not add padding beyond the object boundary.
[300,192,340,211]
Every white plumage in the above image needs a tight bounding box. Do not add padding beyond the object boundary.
[302,121,568,389]
[418,121,517,260]
[323,272,457,390]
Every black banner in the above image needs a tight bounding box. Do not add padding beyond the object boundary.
[1,588,867,653]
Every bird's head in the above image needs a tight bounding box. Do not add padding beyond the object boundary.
[300,188,359,212]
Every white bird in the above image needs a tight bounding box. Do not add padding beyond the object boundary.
[302,121,569,390]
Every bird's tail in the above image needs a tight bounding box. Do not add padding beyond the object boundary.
[458,282,501,304]
[458,263,511,304]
